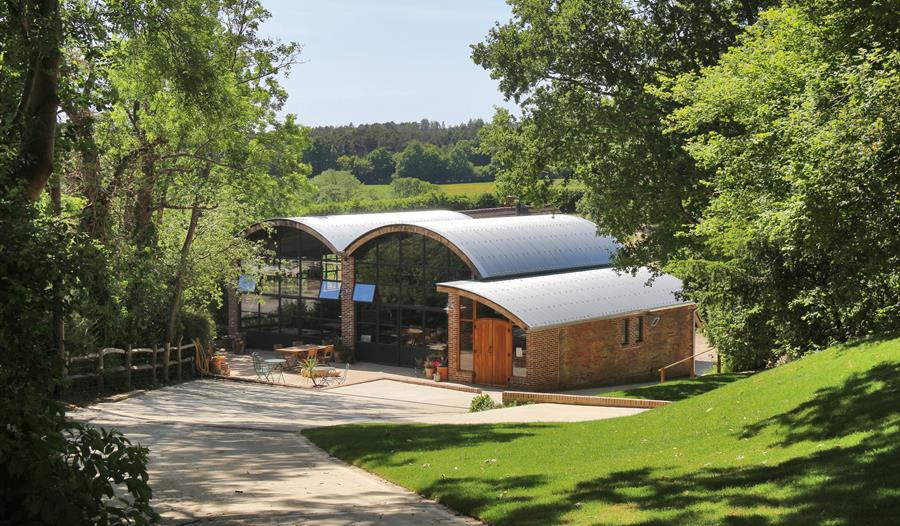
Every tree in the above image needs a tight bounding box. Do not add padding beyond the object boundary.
[473,0,774,268]
[311,170,362,202]
[662,5,900,367]
[336,154,375,183]
[394,140,447,182]
[366,147,396,183]
[390,177,440,198]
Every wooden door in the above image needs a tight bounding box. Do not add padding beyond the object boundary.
[491,320,512,385]
[473,318,512,386]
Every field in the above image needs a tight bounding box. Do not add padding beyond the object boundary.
[361,179,581,201]
[304,337,900,525]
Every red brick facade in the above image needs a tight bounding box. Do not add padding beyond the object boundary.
[446,296,695,391]
[340,256,355,348]
[555,305,695,390]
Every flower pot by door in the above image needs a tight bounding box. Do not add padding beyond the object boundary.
[437,366,449,382]
[425,367,435,379]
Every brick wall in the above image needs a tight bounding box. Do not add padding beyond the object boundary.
[448,293,474,383]
[508,328,561,390]
[555,305,695,389]
[340,256,355,349]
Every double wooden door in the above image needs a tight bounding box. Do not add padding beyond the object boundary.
[473,318,512,386]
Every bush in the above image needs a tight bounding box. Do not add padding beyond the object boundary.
[179,309,216,347]
[469,394,498,413]
[390,177,440,198]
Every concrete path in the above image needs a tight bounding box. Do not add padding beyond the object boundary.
[72,379,644,525]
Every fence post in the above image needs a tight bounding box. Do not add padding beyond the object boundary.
[126,346,133,391]
[176,345,182,381]
[151,345,157,384]
[717,354,722,374]
[164,343,171,383]
[97,350,104,393]
[659,367,666,383]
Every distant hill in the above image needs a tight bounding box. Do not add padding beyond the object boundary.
[302,119,493,184]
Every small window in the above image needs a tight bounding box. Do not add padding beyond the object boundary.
[622,316,644,346]
[318,280,341,300]
[352,283,376,303]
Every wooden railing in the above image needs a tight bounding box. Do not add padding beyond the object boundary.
[66,341,196,393]
[658,350,720,383]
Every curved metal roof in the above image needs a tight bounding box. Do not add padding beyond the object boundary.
[248,210,471,253]
[350,214,618,279]
[437,267,690,330]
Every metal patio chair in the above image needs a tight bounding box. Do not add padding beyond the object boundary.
[251,352,283,383]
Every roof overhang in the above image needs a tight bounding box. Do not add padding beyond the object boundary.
[437,267,693,331]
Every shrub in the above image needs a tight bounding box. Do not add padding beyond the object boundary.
[179,309,216,348]
[469,394,498,413]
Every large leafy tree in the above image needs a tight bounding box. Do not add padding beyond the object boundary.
[663,4,900,367]
[474,0,773,267]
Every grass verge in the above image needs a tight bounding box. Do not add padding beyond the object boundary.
[598,373,749,402]
[304,337,900,525]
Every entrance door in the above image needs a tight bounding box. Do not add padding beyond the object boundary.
[473,318,512,385]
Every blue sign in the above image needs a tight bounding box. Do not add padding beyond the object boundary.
[319,280,341,300]
[352,283,376,303]
[237,275,256,293]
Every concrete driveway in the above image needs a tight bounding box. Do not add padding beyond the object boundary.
[72,379,644,525]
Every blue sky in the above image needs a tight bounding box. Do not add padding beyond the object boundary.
[261,0,517,127]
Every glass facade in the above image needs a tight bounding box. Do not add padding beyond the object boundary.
[240,227,342,348]
[354,232,473,367]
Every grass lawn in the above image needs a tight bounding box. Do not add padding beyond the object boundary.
[304,337,900,525]
[598,373,750,402]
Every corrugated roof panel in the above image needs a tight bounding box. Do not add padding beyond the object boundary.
[282,210,471,252]
[407,215,617,279]
[438,267,690,330]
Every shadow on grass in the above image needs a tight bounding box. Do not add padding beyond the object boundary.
[741,362,900,445]
[320,360,900,525]
[604,373,750,401]
[304,422,550,467]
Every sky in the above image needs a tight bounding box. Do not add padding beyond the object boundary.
[260,0,518,127]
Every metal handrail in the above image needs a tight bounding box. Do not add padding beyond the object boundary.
[658,350,720,383]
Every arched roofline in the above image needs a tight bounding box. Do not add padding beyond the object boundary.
[345,224,481,278]
[245,219,340,255]
[435,285,530,329]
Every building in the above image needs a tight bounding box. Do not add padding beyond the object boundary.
[231,208,695,390]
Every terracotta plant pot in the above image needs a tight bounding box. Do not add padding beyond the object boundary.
[437,366,449,382]
[424,367,435,379]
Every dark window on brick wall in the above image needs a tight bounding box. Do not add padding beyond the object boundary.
[622,316,644,346]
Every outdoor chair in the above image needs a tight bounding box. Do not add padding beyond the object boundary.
[273,343,284,351]
[251,352,284,383]
[291,340,304,347]
[318,345,334,364]
[322,363,349,387]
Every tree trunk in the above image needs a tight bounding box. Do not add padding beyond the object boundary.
[13,0,62,201]
[166,200,203,343]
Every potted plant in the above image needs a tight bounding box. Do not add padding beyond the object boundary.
[423,357,435,380]
[437,353,449,382]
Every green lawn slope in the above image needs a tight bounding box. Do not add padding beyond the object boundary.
[599,373,750,401]
[304,337,900,525]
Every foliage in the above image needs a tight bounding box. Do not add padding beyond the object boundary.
[390,177,440,198]
[302,120,492,181]
[306,336,900,525]
[661,6,900,368]
[474,0,774,268]
[0,200,157,524]
[333,340,354,363]
[469,394,499,413]
[311,169,363,202]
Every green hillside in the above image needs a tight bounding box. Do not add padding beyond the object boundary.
[304,337,900,525]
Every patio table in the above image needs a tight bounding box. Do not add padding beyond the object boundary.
[275,344,321,369]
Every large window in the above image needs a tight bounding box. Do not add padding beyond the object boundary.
[354,233,472,366]
[240,227,342,344]
[459,297,474,371]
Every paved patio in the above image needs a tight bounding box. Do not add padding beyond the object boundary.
[227,350,481,393]
[72,378,645,525]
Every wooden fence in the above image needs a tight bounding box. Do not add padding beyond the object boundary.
[66,341,197,395]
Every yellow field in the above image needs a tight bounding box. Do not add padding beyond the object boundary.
[362,179,579,200]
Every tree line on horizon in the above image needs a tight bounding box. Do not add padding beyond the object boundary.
[301,119,495,184]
